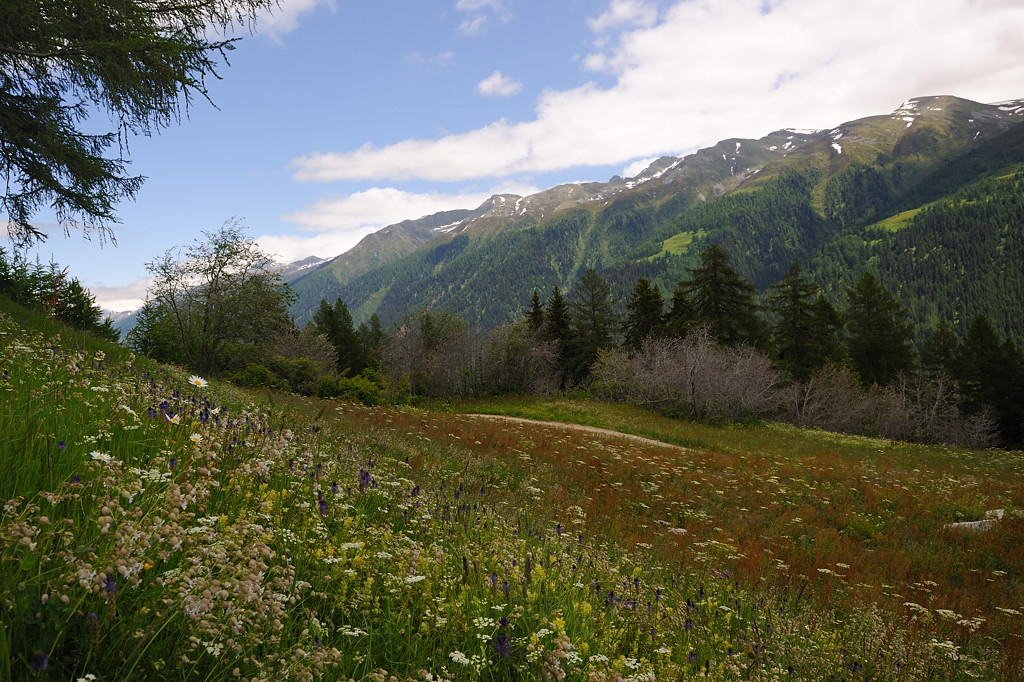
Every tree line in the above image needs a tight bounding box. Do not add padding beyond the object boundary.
[119,224,1024,449]
[0,248,118,341]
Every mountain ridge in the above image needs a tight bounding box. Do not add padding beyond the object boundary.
[285,94,1024,340]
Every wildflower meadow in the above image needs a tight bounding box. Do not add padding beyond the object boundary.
[2,302,1023,681]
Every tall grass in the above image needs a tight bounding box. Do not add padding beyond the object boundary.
[2,305,1021,680]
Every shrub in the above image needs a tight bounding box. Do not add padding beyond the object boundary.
[316,373,382,405]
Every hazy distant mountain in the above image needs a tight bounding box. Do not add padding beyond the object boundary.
[271,256,331,283]
[102,309,139,340]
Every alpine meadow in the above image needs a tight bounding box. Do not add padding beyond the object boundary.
[4,0,1024,678]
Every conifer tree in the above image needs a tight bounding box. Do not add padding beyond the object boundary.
[664,280,698,338]
[623,278,664,349]
[1,0,277,243]
[768,260,839,381]
[953,315,1024,445]
[682,244,765,347]
[843,271,916,386]
[526,289,545,331]
[312,298,365,376]
[921,320,961,376]
[544,285,572,388]
[356,314,385,371]
[568,269,620,382]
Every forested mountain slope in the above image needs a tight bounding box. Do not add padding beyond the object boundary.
[288,96,1024,343]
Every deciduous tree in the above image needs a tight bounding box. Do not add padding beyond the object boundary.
[139,221,295,376]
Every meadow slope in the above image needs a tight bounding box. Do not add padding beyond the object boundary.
[2,306,1024,681]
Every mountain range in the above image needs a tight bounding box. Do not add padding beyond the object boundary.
[281,95,1024,345]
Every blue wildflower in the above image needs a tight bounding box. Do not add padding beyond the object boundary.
[492,632,511,659]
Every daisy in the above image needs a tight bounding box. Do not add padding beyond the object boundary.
[166,414,180,424]
[190,433,202,445]
[90,451,112,463]
[187,375,208,388]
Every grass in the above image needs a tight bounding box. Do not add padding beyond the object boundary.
[643,231,703,261]
[873,208,923,232]
[3,303,1024,680]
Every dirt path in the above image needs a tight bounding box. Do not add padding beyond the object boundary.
[465,413,687,451]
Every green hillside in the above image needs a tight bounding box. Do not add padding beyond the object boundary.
[288,96,1024,347]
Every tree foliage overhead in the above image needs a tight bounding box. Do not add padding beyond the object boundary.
[0,0,276,243]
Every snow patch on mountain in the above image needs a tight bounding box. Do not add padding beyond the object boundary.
[432,220,463,233]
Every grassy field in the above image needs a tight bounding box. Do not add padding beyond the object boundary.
[2,303,1024,681]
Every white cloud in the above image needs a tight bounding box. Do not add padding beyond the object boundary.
[455,0,509,35]
[284,186,491,231]
[291,0,1024,184]
[266,181,539,262]
[477,70,523,97]
[587,0,658,34]
[88,277,153,312]
[456,0,502,10]
[459,14,488,36]
[621,156,659,178]
[256,230,380,265]
[256,0,335,42]
[406,50,456,67]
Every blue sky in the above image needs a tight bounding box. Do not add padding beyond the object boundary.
[14,0,1024,310]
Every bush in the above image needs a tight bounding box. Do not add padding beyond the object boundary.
[316,373,382,405]
[591,329,780,422]
[228,363,286,390]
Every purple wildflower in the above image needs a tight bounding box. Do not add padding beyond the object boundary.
[30,651,49,671]
[491,632,511,660]
[57,440,66,450]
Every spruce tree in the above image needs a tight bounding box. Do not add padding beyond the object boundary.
[768,260,839,381]
[843,271,916,386]
[544,286,572,388]
[954,315,1024,445]
[683,244,764,347]
[664,280,698,338]
[313,298,365,376]
[568,269,620,382]
[623,277,665,349]
[526,289,545,331]
[921,320,961,376]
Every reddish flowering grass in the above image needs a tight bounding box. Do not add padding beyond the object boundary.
[334,399,1024,676]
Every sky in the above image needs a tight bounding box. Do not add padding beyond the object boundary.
[13,0,1024,311]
